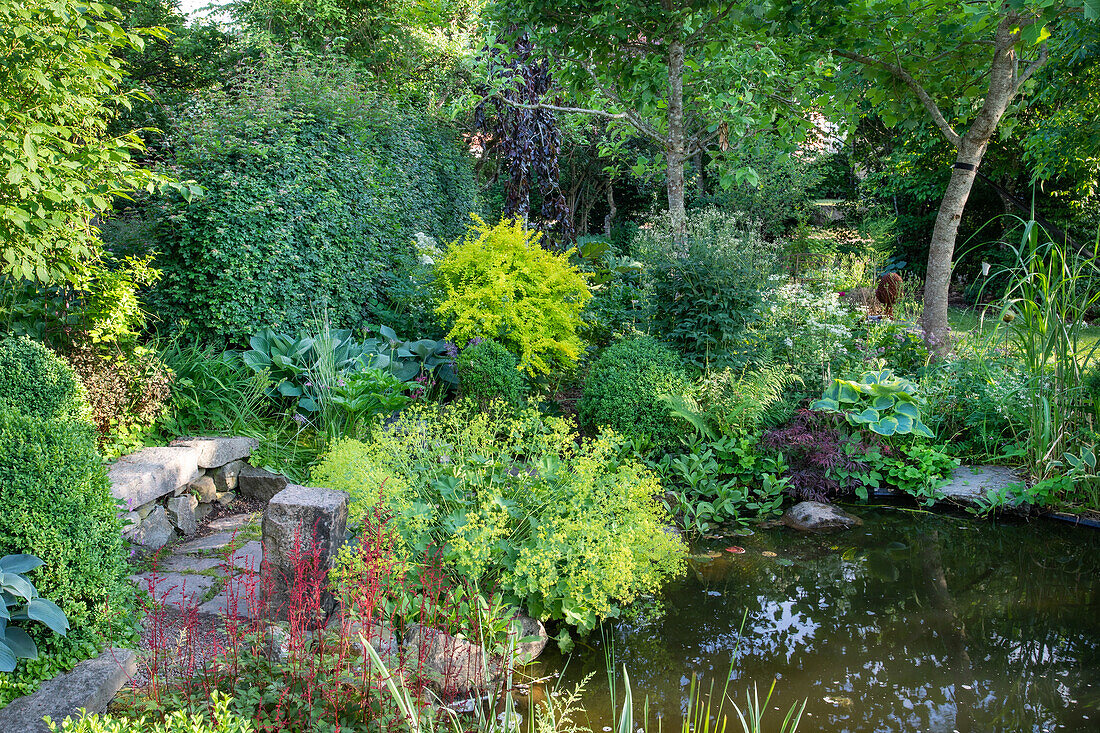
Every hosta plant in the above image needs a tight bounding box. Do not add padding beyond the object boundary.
[812,368,934,438]
[1,554,70,672]
[242,326,456,414]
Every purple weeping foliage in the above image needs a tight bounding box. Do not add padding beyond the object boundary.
[474,32,574,243]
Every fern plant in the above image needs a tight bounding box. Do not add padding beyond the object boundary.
[663,365,801,440]
[434,216,591,376]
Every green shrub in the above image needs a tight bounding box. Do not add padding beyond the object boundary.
[64,344,172,458]
[312,403,685,635]
[578,336,691,448]
[0,410,134,705]
[634,208,783,369]
[50,692,253,733]
[0,337,88,422]
[145,52,477,345]
[455,339,526,405]
[435,217,592,376]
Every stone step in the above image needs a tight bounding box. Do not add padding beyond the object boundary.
[130,572,216,608]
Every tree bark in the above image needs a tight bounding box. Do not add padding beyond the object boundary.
[921,14,1030,354]
[604,179,617,237]
[667,39,687,233]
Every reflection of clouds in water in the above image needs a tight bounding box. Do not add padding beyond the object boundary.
[749,598,819,663]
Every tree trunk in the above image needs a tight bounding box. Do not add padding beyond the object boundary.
[922,15,1023,354]
[695,150,706,199]
[604,179,616,237]
[666,39,687,233]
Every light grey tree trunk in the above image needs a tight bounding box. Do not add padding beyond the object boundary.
[922,15,1026,354]
[666,39,687,233]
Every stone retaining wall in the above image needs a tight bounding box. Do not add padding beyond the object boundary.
[111,437,286,549]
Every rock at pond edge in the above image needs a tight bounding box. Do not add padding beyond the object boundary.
[781,501,863,532]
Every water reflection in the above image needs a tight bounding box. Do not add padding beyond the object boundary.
[543,509,1100,732]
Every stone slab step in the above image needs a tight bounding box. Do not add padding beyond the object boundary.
[131,572,216,607]
[0,648,135,733]
[175,532,238,554]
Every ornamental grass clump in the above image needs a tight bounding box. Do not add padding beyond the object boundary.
[434,216,592,376]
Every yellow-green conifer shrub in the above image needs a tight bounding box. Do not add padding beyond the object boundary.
[435,216,592,376]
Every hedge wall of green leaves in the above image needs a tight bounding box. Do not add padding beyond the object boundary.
[146,54,477,345]
[0,409,134,705]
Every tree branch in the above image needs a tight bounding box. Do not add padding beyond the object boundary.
[1014,42,1049,93]
[833,49,962,148]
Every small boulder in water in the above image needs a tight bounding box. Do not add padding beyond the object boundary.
[781,501,862,532]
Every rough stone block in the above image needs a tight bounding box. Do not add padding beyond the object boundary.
[171,436,258,469]
[190,474,218,503]
[167,494,199,535]
[239,465,290,502]
[0,648,136,733]
[216,490,237,507]
[262,485,349,623]
[213,459,247,492]
[109,446,201,509]
[127,504,174,549]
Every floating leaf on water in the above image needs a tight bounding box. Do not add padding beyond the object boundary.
[886,541,908,551]
[776,558,795,566]
[726,546,745,554]
[761,551,777,558]
[731,528,755,537]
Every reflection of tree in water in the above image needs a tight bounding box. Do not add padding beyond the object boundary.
[555,510,1100,732]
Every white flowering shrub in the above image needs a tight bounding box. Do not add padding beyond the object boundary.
[754,276,863,389]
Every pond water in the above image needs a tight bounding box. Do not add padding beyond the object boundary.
[531,508,1100,733]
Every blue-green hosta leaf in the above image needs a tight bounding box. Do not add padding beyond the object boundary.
[24,598,68,635]
[0,638,17,672]
[1,626,37,659]
[848,408,880,425]
[811,398,840,412]
[871,416,899,436]
[893,413,914,434]
[914,420,935,439]
[0,555,43,575]
[248,334,270,353]
[837,382,860,403]
[378,324,399,343]
[408,340,437,358]
[894,401,920,419]
[240,351,271,371]
[0,573,36,601]
[392,362,420,382]
[277,381,303,398]
[823,382,840,401]
[871,395,894,411]
[297,396,319,413]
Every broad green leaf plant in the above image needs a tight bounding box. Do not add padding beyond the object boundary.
[812,368,934,439]
[0,554,70,673]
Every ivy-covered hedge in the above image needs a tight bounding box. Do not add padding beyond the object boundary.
[146,54,476,345]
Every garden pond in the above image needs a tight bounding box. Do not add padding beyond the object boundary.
[530,508,1100,732]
